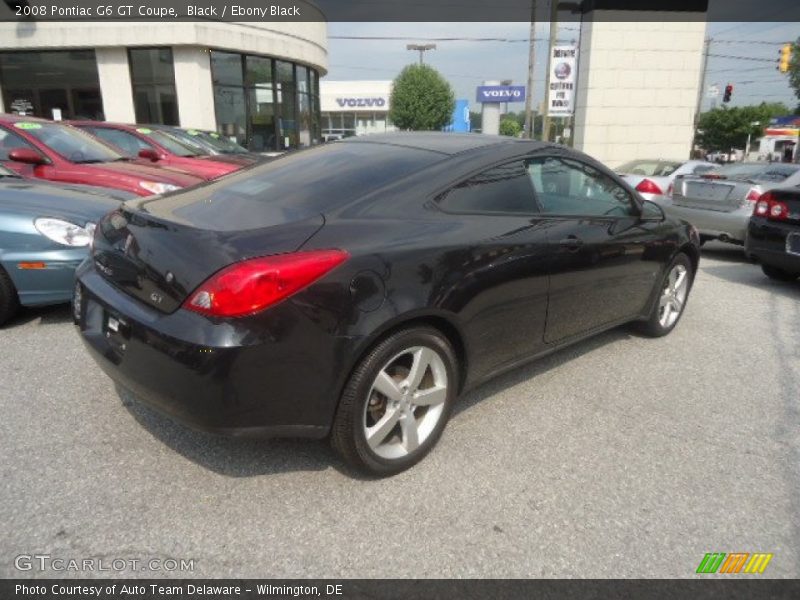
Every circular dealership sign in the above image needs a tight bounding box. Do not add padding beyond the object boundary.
[554,62,571,80]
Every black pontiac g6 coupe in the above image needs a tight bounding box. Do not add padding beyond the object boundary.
[74,133,699,476]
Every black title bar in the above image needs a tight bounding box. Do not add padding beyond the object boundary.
[1,0,799,22]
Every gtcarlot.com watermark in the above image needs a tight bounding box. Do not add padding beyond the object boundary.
[14,554,195,573]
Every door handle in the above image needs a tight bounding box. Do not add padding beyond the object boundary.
[559,236,584,250]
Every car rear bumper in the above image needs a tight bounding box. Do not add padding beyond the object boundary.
[746,217,800,273]
[664,204,749,243]
[74,261,355,438]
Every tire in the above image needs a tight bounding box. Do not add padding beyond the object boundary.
[762,264,798,282]
[331,326,459,477]
[637,253,694,337]
[0,266,20,327]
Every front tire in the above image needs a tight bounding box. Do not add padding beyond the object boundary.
[637,253,693,337]
[331,326,458,477]
[0,267,19,327]
[761,264,798,282]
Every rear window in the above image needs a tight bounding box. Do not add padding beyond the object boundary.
[616,160,681,177]
[708,163,800,183]
[140,142,444,230]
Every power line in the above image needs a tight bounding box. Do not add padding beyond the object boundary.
[707,53,779,63]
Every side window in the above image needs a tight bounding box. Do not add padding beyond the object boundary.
[527,156,636,217]
[87,128,152,157]
[0,127,39,161]
[438,161,538,215]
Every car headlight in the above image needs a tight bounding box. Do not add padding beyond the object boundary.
[138,181,181,195]
[34,218,93,247]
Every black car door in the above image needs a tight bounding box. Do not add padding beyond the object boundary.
[435,160,552,379]
[526,153,662,344]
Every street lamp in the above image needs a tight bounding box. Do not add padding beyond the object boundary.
[500,79,512,116]
[406,43,436,65]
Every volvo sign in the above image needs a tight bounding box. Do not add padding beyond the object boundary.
[476,85,526,103]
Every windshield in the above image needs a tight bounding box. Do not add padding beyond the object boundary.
[193,131,250,154]
[616,160,681,177]
[707,163,800,183]
[137,128,203,157]
[155,128,214,155]
[17,122,122,163]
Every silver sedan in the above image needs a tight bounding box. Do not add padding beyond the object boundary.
[616,159,716,204]
[664,162,800,245]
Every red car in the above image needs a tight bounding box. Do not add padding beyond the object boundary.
[0,115,203,197]
[70,121,246,180]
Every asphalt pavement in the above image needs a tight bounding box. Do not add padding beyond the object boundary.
[1,242,798,578]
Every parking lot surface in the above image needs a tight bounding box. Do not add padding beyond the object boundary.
[1,242,798,578]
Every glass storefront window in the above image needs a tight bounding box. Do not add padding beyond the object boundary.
[210,51,319,152]
[0,50,103,120]
[245,56,272,86]
[213,85,246,144]
[129,48,178,125]
[211,51,244,86]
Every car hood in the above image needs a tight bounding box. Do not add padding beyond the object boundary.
[0,178,124,223]
[84,161,204,187]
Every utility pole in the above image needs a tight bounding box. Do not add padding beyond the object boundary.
[541,0,559,143]
[523,0,537,139]
[693,37,711,128]
[406,43,436,65]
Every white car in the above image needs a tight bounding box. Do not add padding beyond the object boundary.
[616,159,716,204]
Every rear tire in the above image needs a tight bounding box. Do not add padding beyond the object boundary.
[331,326,458,477]
[0,266,20,326]
[637,253,694,337]
[762,264,798,282]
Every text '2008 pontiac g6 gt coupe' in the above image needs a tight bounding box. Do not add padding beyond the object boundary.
[74,133,699,476]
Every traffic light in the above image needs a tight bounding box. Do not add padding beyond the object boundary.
[723,84,733,103]
[779,43,793,73]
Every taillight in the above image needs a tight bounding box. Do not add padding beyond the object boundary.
[744,188,762,214]
[184,249,350,318]
[635,179,663,195]
[754,192,789,222]
[667,182,674,197]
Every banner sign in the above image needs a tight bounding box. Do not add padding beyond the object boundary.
[476,85,526,103]
[547,45,578,117]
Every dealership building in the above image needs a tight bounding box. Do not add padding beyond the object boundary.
[320,80,396,140]
[0,17,328,152]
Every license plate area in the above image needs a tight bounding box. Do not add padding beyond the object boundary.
[104,311,131,352]
[787,232,800,256]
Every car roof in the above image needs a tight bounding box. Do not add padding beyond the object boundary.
[0,113,49,124]
[341,132,542,156]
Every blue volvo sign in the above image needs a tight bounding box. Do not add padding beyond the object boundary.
[476,85,526,103]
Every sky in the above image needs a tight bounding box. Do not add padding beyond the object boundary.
[325,21,799,115]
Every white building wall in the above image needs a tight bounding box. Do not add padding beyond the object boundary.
[95,47,136,123]
[573,15,706,168]
[172,46,216,130]
[0,21,327,76]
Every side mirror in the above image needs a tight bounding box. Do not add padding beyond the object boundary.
[138,148,160,161]
[8,148,46,165]
[641,200,665,221]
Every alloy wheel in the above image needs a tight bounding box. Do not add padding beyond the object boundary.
[658,264,689,329]
[362,346,448,460]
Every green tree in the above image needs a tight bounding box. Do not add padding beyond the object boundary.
[787,37,800,103]
[469,111,482,132]
[389,64,455,131]
[695,102,789,152]
[499,117,522,137]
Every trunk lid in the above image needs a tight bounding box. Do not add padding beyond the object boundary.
[91,204,324,313]
[671,175,751,213]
